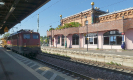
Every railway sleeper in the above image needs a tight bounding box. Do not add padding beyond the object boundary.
[42,53,133,78]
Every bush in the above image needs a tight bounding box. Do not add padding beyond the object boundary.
[106,61,121,66]
[55,22,81,30]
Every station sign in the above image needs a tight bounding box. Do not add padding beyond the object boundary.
[86,38,88,40]
[84,33,86,36]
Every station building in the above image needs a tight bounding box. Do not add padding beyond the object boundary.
[47,3,133,50]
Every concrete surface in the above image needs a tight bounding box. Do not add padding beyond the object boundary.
[0,47,76,80]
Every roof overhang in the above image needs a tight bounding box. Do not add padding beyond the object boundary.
[0,0,50,34]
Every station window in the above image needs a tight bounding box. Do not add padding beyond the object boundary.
[116,36,122,45]
[57,36,60,44]
[94,38,97,44]
[23,34,30,39]
[104,37,109,45]
[72,34,79,45]
[103,30,122,45]
[62,35,64,46]
[85,33,97,45]
[89,38,93,44]
[85,20,88,26]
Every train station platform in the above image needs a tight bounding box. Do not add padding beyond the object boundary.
[41,46,133,56]
[41,46,133,67]
[0,47,75,80]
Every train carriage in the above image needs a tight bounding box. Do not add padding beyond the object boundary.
[6,29,41,57]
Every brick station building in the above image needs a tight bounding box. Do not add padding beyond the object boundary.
[47,3,133,50]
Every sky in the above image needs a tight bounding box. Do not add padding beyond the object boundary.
[1,0,132,37]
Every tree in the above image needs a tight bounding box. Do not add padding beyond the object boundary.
[55,22,81,30]
[3,33,10,38]
[49,28,55,31]
[40,36,44,44]
[40,36,48,44]
[45,37,49,44]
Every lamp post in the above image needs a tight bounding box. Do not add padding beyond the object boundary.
[91,2,94,24]
[60,15,67,48]
[50,25,52,47]
[47,30,48,46]
[84,16,88,51]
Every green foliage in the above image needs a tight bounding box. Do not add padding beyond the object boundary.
[49,28,55,31]
[3,32,10,38]
[55,25,62,30]
[55,22,81,30]
[56,53,70,58]
[106,61,121,66]
[40,36,44,44]
[45,37,49,43]
[40,36,48,44]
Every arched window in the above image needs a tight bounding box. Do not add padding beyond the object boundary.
[57,36,60,44]
[72,34,79,45]
[103,30,122,45]
[62,35,64,46]
[85,20,88,26]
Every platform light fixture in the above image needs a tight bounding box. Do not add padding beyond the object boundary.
[84,16,88,51]
[50,25,52,47]
[9,7,15,13]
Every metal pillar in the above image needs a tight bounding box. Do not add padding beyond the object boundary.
[84,16,88,51]
[50,26,52,47]
[37,14,39,32]
[97,31,98,49]
[87,25,88,51]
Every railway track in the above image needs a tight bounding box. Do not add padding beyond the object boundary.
[34,53,133,80]
[5,47,133,80]
[35,54,94,80]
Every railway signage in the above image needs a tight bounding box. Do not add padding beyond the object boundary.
[121,32,125,35]
[84,33,86,36]
[4,27,8,32]
[87,38,88,40]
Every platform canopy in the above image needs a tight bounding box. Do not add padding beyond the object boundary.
[0,0,50,34]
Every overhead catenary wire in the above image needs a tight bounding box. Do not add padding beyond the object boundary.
[23,0,88,27]
[100,0,128,9]
[40,0,129,28]
[40,0,88,27]
[24,0,63,23]
[22,0,129,30]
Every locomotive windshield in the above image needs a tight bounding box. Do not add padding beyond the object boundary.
[33,34,39,39]
[23,34,30,39]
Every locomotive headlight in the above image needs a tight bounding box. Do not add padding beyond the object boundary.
[24,43,26,47]
[37,43,40,47]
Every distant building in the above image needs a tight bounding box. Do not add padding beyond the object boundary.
[47,2,133,50]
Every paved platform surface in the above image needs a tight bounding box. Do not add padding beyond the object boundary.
[0,47,75,80]
[42,46,133,56]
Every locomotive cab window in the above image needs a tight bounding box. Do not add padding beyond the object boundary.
[33,34,39,39]
[23,34,30,39]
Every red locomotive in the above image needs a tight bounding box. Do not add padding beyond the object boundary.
[6,29,41,57]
